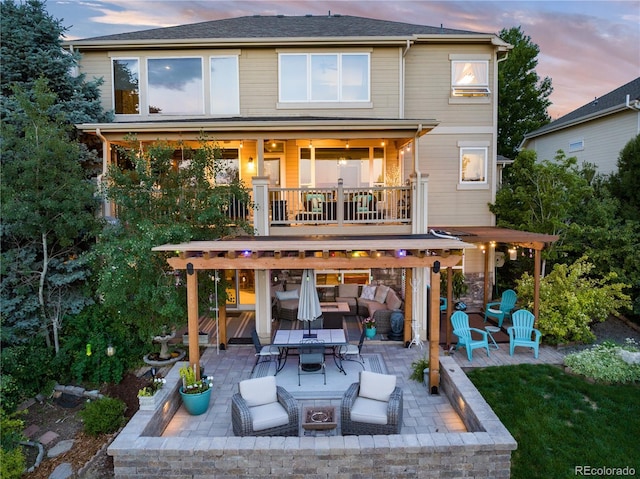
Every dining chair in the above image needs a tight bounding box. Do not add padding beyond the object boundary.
[297,338,326,385]
[339,328,366,368]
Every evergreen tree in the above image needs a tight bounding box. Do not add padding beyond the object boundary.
[0,80,99,351]
[607,134,640,222]
[498,26,553,159]
[0,0,111,124]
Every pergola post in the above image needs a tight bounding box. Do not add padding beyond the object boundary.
[403,268,413,346]
[446,266,453,348]
[186,263,200,379]
[428,263,441,393]
[534,248,541,323]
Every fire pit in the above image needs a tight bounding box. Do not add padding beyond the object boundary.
[302,406,337,431]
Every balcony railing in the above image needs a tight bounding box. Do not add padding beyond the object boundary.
[266,183,412,226]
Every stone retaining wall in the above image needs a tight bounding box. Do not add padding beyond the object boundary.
[109,357,516,478]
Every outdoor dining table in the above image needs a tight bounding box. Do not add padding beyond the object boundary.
[271,328,348,375]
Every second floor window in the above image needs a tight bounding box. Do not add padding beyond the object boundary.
[451,60,490,97]
[210,56,239,115]
[279,53,370,103]
[113,58,139,114]
[460,147,487,183]
[147,57,203,115]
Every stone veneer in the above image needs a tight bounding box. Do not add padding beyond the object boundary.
[108,356,516,478]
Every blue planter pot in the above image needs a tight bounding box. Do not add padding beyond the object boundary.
[365,327,376,339]
[179,387,212,416]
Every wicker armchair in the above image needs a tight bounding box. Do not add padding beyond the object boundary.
[231,376,299,436]
[340,371,403,435]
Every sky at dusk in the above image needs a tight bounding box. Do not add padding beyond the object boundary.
[46,0,640,119]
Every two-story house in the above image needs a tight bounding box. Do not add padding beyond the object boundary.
[67,14,556,374]
[521,76,640,174]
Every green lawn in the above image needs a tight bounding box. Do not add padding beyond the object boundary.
[467,364,639,479]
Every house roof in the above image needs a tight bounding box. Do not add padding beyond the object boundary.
[522,76,640,141]
[73,14,482,42]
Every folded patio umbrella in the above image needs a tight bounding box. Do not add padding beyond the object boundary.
[297,269,322,338]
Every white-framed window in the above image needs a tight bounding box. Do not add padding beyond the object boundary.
[146,57,204,115]
[569,139,584,152]
[451,60,490,97]
[460,147,488,183]
[112,58,139,114]
[279,53,370,103]
[210,55,239,115]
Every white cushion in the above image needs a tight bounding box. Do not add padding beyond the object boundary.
[359,371,396,402]
[350,396,388,425]
[250,402,289,431]
[374,284,390,304]
[488,307,502,314]
[360,285,377,300]
[276,289,298,301]
[239,376,277,407]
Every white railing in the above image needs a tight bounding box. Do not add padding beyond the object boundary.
[266,181,412,226]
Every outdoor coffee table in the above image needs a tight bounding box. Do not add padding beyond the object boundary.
[485,325,501,349]
[302,406,337,436]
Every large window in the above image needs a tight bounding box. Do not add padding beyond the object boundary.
[112,58,139,114]
[451,60,489,97]
[210,56,239,115]
[147,57,203,114]
[299,147,381,188]
[279,53,370,103]
[460,147,487,183]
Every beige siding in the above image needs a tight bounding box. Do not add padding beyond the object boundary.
[421,133,494,226]
[524,110,639,174]
[80,51,113,112]
[404,44,494,125]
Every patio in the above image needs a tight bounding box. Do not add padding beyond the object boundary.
[107,338,539,478]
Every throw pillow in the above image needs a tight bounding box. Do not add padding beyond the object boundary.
[358,371,397,402]
[338,283,359,298]
[374,284,390,303]
[276,289,298,301]
[385,289,403,310]
[360,284,377,300]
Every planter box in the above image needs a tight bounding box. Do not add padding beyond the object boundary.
[138,388,169,411]
[183,333,210,346]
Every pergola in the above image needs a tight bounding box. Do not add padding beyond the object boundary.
[153,234,475,392]
[153,228,558,392]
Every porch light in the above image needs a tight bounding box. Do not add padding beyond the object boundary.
[247,157,255,171]
[308,140,313,148]
[239,141,243,148]
[345,140,350,149]
[508,247,517,261]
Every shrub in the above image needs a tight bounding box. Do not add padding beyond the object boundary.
[0,407,26,479]
[516,256,631,344]
[564,339,640,384]
[78,397,126,436]
[0,342,55,410]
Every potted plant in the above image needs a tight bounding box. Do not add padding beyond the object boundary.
[179,364,213,415]
[363,317,377,338]
[440,270,469,310]
[409,355,430,386]
[137,375,167,411]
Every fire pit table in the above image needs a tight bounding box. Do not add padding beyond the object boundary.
[302,406,338,435]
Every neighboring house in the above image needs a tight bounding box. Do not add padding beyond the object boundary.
[67,14,556,344]
[521,76,640,175]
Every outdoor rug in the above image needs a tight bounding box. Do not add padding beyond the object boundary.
[251,353,388,399]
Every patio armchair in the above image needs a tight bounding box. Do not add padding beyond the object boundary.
[484,289,517,327]
[508,309,542,358]
[451,311,490,362]
[341,370,403,435]
[231,376,299,436]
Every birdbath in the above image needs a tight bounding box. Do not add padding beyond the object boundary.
[153,330,176,360]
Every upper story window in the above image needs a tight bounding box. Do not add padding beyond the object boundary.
[451,60,490,97]
[147,57,203,115]
[210,56,239,115]
[112,58,139,114]
[460,147,488,184]
[279,53,370,103]
[569,139,584,152]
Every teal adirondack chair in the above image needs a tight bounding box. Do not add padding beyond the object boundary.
[484,289,517,328]
[507,309,541,358]
[451,311,490,362]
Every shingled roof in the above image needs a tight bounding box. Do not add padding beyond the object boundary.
[74,14,484,42]
[524,76,640,139]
